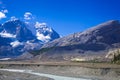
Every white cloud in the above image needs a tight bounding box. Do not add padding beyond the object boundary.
[24,12,33,20]
[0,11,6,19]
[1,9,8,13]
[0,9,8,19]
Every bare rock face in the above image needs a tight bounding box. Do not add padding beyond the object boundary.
[35,20,120,61]
[43,20,120,48]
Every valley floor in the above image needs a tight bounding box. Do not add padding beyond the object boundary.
[0,61,120,68]
[0,61,120,80]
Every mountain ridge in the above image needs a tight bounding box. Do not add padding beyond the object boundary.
[32,20,120,61]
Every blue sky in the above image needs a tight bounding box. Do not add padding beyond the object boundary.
[0,0,120,36]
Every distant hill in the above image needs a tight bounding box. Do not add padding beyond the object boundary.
[32,20,120,61]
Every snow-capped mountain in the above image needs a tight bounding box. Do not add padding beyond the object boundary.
[0,19,60,58]
[25,21,60,43]
[35,22,60,42]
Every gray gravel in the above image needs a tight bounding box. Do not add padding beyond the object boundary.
[0,65,120,80]
[0,70,52,80]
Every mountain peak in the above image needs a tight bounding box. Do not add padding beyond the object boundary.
[35,22,47,28]
[96,20,119,27]
[106,20,119,24]
[34,22,60,42]
[4,19,22,25]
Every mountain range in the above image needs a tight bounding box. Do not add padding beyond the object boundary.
[0,19,60,58]
[0,20,120,62]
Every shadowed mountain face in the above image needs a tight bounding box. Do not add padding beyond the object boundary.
[34,20,120,61]
[2,20,36,42]
[0,20,60,58]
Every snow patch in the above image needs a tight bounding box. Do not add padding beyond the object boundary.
[10,41,22,47]
[35,22,47,28]
[10,16,18,21]
[36,31,51,42]
[0,32,16,38]
[0,58,11,60]
[35,22,53,32]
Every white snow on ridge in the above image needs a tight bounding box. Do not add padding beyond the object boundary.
[35,22,47,28]
[35,22,52,32]
[10,41,22,47]
[36,31,51,42]
[0,32,16,38]
[10,16,18,21]
[34,22,55,42]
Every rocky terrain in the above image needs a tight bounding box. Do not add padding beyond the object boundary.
[1,20,120,62]
[31,20,120,61]
[0,62,120,80]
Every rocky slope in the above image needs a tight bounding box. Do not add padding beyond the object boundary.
[33,20,120,61]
